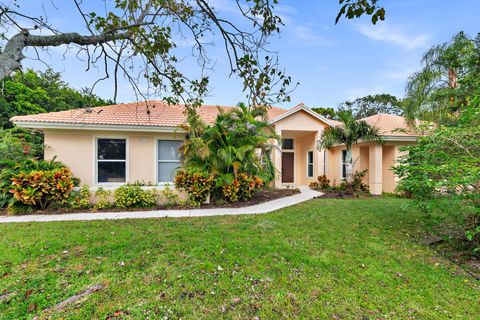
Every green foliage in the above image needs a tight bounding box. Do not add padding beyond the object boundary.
[174,169,214,207]
[9,167,75,212]
[350,169,370,193]
[1,69,112,129]
[93,187,113,210]
[404,31,480,125]
[0,158,67,210]
[0,126,43,163]
[309,171,369,196]
[317,112,383,180]
[395,100,480,252]
[113,185,156,209]
[158,186,180,208]
[311,107,337,119]
[222,173,263,203]
[180,103,277,204]
[336,0,385,25]
[338,94,403,119]
[68,185,92,210]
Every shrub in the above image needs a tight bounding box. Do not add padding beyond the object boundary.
[351,169,369,193]
[113,185,156,209]
[9,167,75,210]
[395,101,480,252]
[309,181,320,190]
[0,159,69,212]
[317,175,331,190]
[222,174,262,202]
[222,179,240,202]
[68,185,91,209]
[158,186,179,207]
[94,187,113,210]
[0,127,44,163]
[174,169,214,207]
[309,175,331,191]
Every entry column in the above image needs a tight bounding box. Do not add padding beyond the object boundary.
[273,129,283,188]
[369,144,383,195]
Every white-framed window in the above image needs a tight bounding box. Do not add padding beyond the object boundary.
[307,151,314,178]
[341,149,350,179]
[96,138,127,183]
[157,140,182,183]
[281,138,294,150]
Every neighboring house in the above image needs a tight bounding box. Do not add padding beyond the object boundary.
[11,102,419,195]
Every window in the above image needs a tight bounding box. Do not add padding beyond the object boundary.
[282,138,294,150]
[157,140,182,182]
[97,138,126,183]
[341,149,351,179]
[307,151,314,178]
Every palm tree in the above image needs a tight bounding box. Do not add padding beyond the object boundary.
[404,32,475,124]
[181,102,279,185]
[317,112,383,180]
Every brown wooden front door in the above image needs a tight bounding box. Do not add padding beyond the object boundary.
[281,152,294,183]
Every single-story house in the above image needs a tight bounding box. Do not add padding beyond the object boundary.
[11,102,419,195]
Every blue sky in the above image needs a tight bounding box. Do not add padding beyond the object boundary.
[19,0,480,109]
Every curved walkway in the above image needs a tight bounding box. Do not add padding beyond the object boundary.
[0,188,322,223]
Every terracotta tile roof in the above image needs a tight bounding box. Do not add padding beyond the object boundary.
[11,101,288,128]
[360,113,420,137]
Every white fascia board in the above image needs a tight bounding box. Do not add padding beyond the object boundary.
[12,121,187,133]
[269,105,336,127]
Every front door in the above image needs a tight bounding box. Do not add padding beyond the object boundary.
[282,152,294,183]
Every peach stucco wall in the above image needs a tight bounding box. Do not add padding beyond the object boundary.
[42,111,414,195]
[271,110,329,187]
[44,129,186,186]
[323,141,414,194]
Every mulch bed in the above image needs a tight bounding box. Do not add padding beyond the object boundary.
[0,188,300,216]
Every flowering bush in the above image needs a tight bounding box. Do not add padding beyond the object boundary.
[114,185,156,209]
[222,174,263,203]
[174,169,214,207]
[68,185,92,209]
[9,167,75,210]
[94,187,113,210]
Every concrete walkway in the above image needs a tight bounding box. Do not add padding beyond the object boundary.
[0,188,322,223]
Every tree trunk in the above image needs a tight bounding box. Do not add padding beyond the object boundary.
[448,68,458,88]
[0,31,129,80]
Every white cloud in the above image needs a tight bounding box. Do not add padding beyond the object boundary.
[290,25,332,46]
[356,23,431,50]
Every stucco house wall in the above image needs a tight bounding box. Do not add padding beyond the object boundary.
[12,102,419,195]
[44,129,186,186]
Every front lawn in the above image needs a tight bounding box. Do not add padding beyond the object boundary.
[1,198,478,319]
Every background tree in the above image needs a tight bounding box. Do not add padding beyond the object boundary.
[317,111,383,180]
[0,0,386,115]
[311,107,337,119]
[1,69,111,128]
[338,93,403,119]
[404,31,478,124]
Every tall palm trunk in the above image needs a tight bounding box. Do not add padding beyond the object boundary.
[448,68,458,88]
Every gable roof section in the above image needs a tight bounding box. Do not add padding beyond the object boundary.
[360,113,420,138]
[11,101,288,131]
[268,103,337,127]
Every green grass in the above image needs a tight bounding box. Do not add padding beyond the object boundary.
[0,198,478,319]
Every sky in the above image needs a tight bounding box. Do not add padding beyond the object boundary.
[14,0,480,109]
